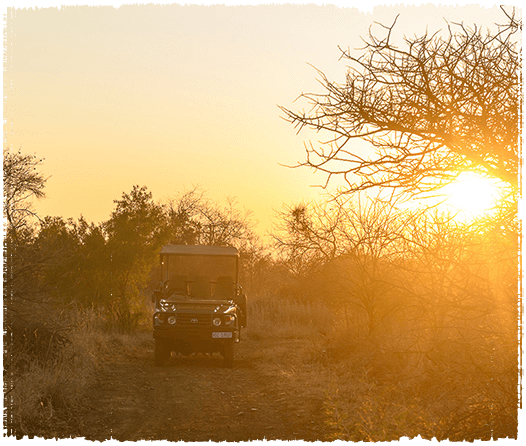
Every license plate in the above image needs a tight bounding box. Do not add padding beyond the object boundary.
[212,332,232,338]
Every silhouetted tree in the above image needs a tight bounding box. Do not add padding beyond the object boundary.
[104,185,168,328]
[396,211,518,439]
[273,195,411,337]
[3,148,47,235]
[164,189,265,293]
[28,216,111,308]
[3,148,47,308]
[3,151,69,375]
[165,188,256,247]
[280,9,520,204]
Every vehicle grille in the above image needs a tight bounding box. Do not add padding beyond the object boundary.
[177,313,212,327]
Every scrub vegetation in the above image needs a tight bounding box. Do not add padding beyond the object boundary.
[4,8,520,441]
[4,150,518,440]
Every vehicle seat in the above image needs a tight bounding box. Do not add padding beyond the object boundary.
[191,276,210,298]
[215,276,234,299]
[168,275,187,295]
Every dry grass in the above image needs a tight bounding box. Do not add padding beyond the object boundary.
[4,307,153,438]
[5,327,96,437]
[325,321,518,440]
[247,293,518,441]
[246,293,333,340]
[322,363,442,441]
[5,294,517,440]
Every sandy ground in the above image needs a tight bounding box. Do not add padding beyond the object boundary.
[75,337,329,442]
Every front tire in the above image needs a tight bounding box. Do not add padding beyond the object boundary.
[154,339,170,366]
[223,340,234,368]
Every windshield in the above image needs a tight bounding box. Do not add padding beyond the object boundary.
[161,254,238,300]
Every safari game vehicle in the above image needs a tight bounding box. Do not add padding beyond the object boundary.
[152,245,247,367]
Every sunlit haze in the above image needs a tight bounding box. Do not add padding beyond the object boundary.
[3,2,520,441]
[4,2,503,233]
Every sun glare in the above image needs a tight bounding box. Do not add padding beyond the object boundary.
[438,172,503,220]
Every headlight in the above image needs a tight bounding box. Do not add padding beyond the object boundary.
[224,315,235,326]
[167,315,177,325]
[213,317,222,326]
[154,313,165,325]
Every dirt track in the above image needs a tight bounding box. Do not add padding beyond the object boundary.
[76,338,329,441]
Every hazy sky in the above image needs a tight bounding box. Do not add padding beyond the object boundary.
[4,1,506,233]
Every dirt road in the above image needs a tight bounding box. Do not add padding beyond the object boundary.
[76,337,330,441]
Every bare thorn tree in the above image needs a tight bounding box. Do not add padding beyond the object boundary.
[280,8,520,199]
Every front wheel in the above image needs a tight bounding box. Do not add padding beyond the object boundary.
[154,339,170,366]
[223,340,234,368]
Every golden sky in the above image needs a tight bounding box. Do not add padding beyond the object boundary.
[4,1,504,233]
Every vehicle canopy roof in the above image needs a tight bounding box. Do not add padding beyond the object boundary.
[160,244,239,257]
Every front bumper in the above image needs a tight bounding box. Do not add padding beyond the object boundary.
[153,326,239,342]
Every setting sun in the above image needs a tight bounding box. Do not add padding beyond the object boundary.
[438,171,504,219]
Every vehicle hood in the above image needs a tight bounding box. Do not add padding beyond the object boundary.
[159,299,235,314]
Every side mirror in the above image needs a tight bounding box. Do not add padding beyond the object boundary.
[236,293,248,328]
